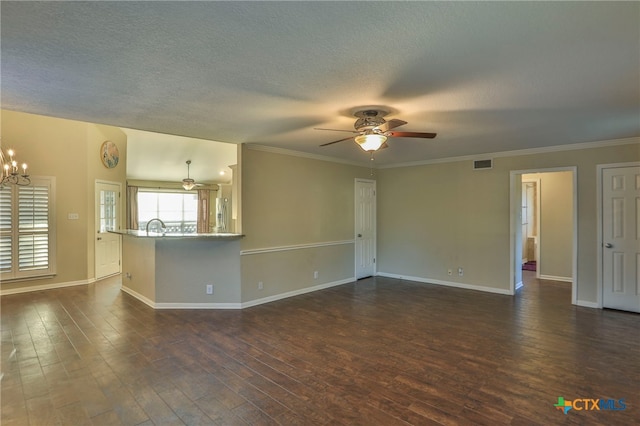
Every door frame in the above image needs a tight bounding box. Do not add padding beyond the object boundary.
[596,161,640,309]
[354,178,377,279]
[95,179,123,280]
[521,177,541,278]
[509,167,577,303]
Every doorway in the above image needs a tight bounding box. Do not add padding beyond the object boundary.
[510,168,577,303]
[521,177,540,277]
[95,180,122,280]
[355,179,376,279]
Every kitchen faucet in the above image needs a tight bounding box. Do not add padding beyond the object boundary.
[145,218,167,234]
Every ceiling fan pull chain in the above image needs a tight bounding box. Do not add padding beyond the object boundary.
[370,152,375,176]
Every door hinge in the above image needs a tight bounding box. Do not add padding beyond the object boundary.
[373,258,376,263]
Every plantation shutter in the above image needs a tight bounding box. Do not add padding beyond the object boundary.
[0,186,12,273]
[18,184,50,272]
[0,177,55,280]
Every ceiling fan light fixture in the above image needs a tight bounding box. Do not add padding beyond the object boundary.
[182,160,196,190]
[355,134,387,152]
[182,179,196,191]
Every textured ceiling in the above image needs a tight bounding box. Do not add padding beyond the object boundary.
[2,1,639,173]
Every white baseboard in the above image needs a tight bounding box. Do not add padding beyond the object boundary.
[576,299,600,309]
[515,281,524,291]
[0,279,90,296]
[241,277,355,309]
[122,278,354,310]
[539,274,573,283]
[155,302,243,309]
[120,286,156,308]
[376,272,513,295]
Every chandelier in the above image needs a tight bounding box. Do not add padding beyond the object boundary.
[1,147,30,187]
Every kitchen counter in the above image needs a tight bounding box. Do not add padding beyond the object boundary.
[110,229,244,240]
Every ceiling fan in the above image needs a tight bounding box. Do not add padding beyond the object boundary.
[182,160,201,191]
[315,109,436,152]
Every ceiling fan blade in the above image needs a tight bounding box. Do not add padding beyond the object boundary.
[376,119,407,132]
[314,127,359,133]
[319,136,355,147]
[388,131,437,139]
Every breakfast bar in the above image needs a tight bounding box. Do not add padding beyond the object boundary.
[112,230,244,308]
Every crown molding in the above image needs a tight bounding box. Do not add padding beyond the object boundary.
[244,137,639,170]
[378,136,640,169]
[244,144,370,167]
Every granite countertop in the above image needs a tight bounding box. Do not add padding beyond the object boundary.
[109,230,244,240]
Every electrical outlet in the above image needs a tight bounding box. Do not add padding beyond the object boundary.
[206,284,213,294]
[258,281,263,290]
[125,272,132,279]
[448,269,452,276]
[458,267,464,276]
[313,271,319,279]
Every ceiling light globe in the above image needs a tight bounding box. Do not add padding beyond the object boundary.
[355,134,387,152]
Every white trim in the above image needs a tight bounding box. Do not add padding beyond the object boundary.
[120,285,156,308]
[509,167,578,305]
[539,275,573,283]
[121,278,354,310]
[376,272,513,295]
[241,240,353,256]
[155,302,243,310]
[241,278,354,309]
[247,137,639,170]
[245,144,369,167]
[0,279,89,296]
[596,161,640,310]
[380,137,639,169]
[515,281,524,291]
[576,300,599,309]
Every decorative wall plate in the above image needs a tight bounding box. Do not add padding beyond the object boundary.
[100,140,119,168]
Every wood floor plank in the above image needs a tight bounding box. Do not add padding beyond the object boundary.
[2,272,639,425]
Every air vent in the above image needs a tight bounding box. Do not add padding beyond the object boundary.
[473,159,493,170]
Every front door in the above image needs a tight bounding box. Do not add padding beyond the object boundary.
[602,166,640,313]
[355,179,376,279]
[95,181,121,280]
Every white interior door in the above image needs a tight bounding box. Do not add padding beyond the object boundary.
[95,181,121,280]
[355,179,376,279]
[602,166,640,313]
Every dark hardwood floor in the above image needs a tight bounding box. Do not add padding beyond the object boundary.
[2,272,639,425]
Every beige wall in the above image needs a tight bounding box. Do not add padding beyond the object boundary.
[377,141,639,304]
[239,146,370,302]
[523,171,573,280]
[3,109,638,309]
[1,110,127,292]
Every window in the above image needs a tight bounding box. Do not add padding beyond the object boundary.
[137,190,198,233]
[0,177,56,281]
